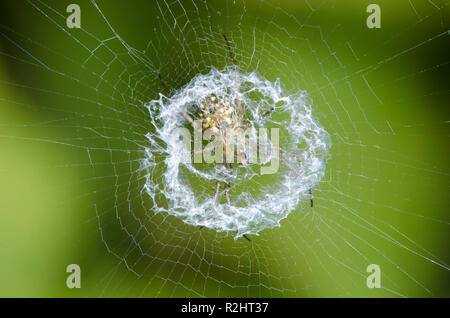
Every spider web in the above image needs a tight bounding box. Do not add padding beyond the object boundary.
[0,0,448,297]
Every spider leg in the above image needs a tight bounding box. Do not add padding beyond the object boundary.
[222,34,237,68]
[199,181,221,232]
[158,73,170,97]
[214,180,222,204]
[224,183,251,243]
[224,182,232,217]
[191,142,217,157]
[277,146,304,160]
[224,163,233,208]
[222,34,243,121]
[279,155,314,208]
[223,164,252,242]
[225,184,231,205]
[158,73,199,129]
[262,107,275,118]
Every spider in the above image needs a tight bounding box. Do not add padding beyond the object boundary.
[158,34,314,242]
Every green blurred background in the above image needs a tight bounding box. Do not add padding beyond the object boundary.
[0,0,448,297]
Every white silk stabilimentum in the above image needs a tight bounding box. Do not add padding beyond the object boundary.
[143,67,331,238]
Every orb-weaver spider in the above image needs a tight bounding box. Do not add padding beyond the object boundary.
[158,34,314,242]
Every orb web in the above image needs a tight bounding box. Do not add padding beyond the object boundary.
[0,0,448,298]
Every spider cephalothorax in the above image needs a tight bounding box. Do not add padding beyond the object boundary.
[198,94,249,165]
[199,95,240,130]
